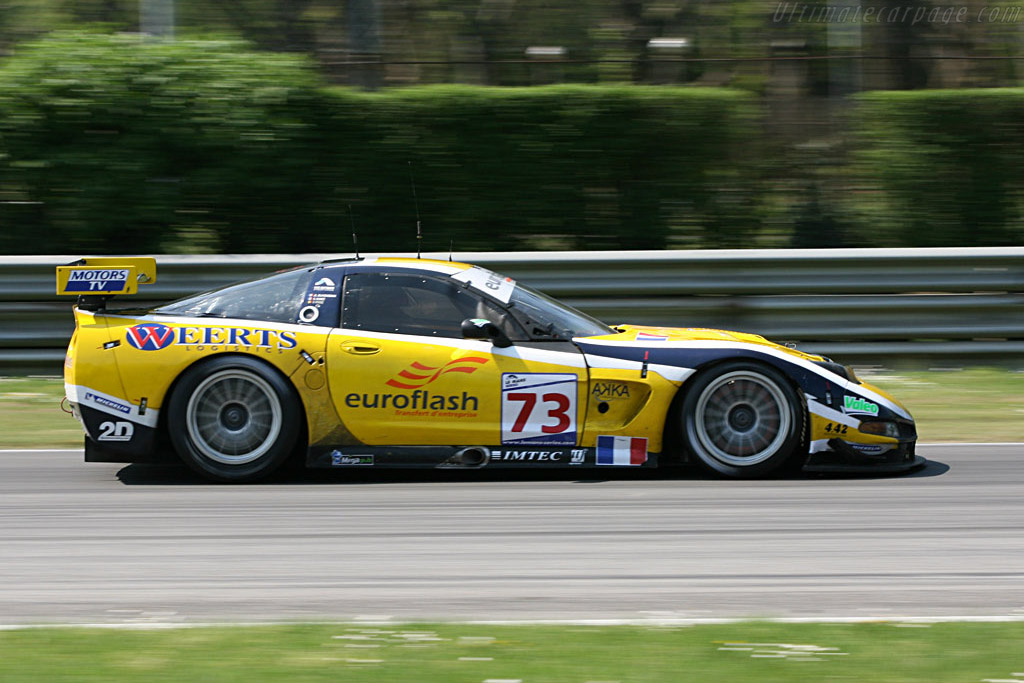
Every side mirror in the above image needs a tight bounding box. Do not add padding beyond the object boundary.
[461,318,512,348]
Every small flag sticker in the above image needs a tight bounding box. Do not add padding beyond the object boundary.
[596,435,648,466]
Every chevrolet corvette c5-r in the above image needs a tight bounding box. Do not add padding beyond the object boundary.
[58,256,922,482]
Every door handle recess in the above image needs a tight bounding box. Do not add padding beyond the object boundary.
[341,341,381,355]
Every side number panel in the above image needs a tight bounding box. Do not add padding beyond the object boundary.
[501,373,577,446]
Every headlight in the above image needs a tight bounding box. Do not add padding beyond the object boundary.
[859,421,900,438]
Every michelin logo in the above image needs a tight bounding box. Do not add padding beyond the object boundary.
[85,392,131,415]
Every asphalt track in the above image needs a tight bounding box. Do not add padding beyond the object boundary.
[2,444,1023,626]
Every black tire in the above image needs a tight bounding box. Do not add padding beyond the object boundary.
[680,360,803,479]
[167,356,301,483]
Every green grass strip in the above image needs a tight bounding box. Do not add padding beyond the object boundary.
[2,621,1024,682]
[1,368,1021,449]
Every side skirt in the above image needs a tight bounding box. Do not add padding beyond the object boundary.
[308,445,659,470]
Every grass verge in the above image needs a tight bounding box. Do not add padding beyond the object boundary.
[0,368,1021,449]
[857,367,1024,442]
[2,621,1024,682]
[0,376,83,448]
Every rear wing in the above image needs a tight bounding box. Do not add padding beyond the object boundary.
[56,257,157,309]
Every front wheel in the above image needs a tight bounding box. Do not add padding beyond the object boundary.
[167,356,301,482]
[680,361,803,478]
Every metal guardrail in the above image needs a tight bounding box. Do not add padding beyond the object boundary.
[2,247,1022,373]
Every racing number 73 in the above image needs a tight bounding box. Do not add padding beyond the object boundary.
[500,373,578,446]
[506,392,571,434]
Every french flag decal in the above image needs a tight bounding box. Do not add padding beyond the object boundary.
[596,436,648,466]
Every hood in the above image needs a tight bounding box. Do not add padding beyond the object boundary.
[584,324,827,362]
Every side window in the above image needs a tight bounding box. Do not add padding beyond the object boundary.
[156,268,314,324]
[342,272,524,339]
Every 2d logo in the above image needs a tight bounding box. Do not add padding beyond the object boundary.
[386,356,489,389]
[125,323,175,351]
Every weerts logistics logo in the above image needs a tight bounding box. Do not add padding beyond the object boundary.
[386,356,489,389]
[125,323,297,352]
[125,323,175,350]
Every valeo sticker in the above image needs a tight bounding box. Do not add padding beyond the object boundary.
[843,395,879,416]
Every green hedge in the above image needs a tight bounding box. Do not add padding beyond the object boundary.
[0,33,327,255]
[0,32,754,254]
[4,33,1021,255]
[853,89,1024,247]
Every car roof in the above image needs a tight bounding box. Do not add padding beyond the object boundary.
[320,256,475,277]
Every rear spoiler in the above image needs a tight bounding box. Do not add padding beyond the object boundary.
[56,257,157,310]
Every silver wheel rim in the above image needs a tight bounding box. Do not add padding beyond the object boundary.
[693,370,791,468]
[185,369,282,465]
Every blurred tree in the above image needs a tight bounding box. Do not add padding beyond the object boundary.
[54,0,136,26]
[853,90,1024,247]
[179,0,319,52]
[0,33,753,254]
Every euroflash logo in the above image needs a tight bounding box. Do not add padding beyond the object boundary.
[386,356,489,389]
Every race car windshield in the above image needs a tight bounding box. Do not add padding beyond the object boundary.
[507,282,614,339]
[153,268,312,323]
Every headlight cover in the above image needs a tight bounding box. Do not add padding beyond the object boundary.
[859,420,900,438]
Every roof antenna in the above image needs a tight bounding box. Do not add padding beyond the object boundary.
[348,204,359,259]
[448,238,453,262]
[407,161,423,258]
[409,161,422,258]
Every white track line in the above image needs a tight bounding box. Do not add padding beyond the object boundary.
[4,615,1024,630]
[0,449,83,453]
[918,443,1024,447]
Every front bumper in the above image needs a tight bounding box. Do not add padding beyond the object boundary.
[803,438,925,474]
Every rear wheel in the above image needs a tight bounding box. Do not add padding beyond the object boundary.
[681,361,803,478]
[168,356,301,482]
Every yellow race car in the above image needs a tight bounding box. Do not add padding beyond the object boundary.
[58,256,922,482]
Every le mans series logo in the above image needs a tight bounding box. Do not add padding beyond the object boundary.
[125,323,297,352]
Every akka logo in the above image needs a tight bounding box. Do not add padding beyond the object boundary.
[125,323,175,351]
[386,356,489,389]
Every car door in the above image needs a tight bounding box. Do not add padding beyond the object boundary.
[325,268,589,448]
